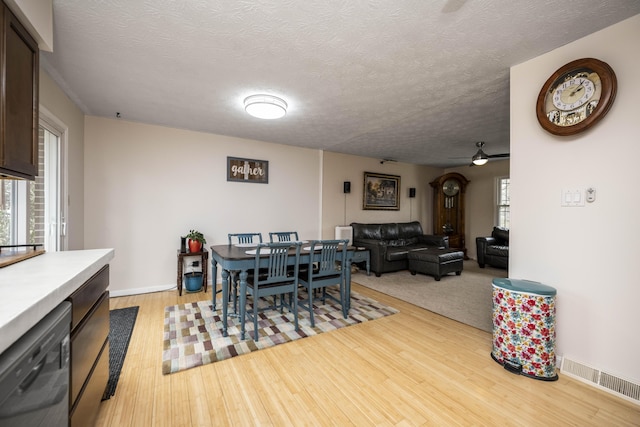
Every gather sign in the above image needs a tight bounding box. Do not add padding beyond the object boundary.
[227,157,269,184]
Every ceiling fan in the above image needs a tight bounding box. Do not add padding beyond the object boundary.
[470,141,509,166]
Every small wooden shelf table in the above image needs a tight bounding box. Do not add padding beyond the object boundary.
[176,250,208,295]
[351,247,370,275]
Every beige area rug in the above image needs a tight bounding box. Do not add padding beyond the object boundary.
[352,260,508,332]
[162,289,398,374]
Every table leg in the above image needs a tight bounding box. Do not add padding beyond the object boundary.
[211,259,219,310]
[365,254,371,276]
[177,256,183,296]
[221,269,229,336]
[202,252,209,293]
[344,256,352,313]
[239,270,248,340]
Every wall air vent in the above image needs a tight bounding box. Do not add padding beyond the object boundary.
[561,357,640,404]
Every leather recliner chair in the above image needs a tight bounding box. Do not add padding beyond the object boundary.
[476,227,509,269]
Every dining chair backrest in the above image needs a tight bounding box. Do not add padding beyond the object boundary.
[298,239,349,327]
[228,233,263,245]
[269,231,299,242]
[241,241,302,341]
[306,239,348,280]
[253,242,302,286]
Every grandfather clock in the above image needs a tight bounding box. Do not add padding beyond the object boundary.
[429,172,469,258]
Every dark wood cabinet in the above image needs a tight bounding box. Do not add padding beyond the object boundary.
[0,2,39,180]
[430,172,469,258]
[67,265,110,427]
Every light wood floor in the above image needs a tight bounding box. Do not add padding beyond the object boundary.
[97,283,640,426]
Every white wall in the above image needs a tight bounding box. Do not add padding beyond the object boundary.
[321,151,443,237]
[39,71,85,250]
[84,117,321,294]
[511,15,640,382]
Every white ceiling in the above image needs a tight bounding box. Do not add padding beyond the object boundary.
[41,1,640,167]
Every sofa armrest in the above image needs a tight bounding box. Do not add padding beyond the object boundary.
[478,236,497,246]
[352,239,386,255]
[352,238,388,272]
[352,238,385,246]
[417,234,449,249]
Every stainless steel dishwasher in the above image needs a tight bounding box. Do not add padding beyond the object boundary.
[0,301,71,427]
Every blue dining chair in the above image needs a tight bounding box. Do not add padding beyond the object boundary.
[228,233,263,245]
[222,233,264,314]
[298,239,348,327]
[269,231,299,242]
[239,241,302,341]
[269,231,307,277]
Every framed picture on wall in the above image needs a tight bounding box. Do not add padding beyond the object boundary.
[227,157,269,183]
[363,172,400,210]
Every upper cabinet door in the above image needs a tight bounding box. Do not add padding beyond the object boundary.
[0,3,39,180]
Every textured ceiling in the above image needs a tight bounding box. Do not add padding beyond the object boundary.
[41,1,640,167]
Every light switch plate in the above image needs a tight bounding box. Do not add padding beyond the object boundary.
[561,189,585,207]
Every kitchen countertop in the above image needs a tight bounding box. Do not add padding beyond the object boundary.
[0,248,115,355]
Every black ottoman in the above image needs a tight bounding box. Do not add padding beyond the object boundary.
[408,248,464,281]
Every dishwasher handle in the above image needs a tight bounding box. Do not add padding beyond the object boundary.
[17,358,46,395]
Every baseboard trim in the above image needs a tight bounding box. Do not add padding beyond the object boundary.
[108,280,216,298]
[109,284,174,297]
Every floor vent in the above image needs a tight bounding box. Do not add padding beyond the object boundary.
[561,357,640,404]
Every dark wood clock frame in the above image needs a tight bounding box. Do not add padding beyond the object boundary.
[429,172,469,258]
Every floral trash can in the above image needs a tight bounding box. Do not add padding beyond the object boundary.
[491,278,558,381]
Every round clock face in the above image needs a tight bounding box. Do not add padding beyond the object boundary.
[536,58,617,136]
[442,179,460,196]
[551,77,595,111]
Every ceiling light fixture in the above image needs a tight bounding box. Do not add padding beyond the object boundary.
[472,141,489,165]
[244,94,287,119]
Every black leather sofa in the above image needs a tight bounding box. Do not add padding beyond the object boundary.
[476,227,509,269]
[350,221,448,277]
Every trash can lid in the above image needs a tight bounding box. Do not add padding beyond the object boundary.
[492,278,556,296]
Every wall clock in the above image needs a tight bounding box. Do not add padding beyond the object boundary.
[536,57,617,136]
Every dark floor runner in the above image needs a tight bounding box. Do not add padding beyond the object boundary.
[102,306,139,400]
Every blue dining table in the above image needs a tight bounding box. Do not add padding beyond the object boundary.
[209,242,355,337]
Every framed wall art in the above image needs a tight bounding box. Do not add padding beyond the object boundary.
[227,157,269,184]
[363,172,400,210]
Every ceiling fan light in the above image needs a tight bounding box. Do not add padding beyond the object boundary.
[472,149,488,165]
[472,158,489,166]
[244,94,287,119]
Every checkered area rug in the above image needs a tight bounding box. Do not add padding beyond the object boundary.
[162,289,398,374]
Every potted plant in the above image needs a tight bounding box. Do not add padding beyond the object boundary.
[186,229,206,253]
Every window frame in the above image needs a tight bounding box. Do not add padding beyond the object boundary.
[0,108,68,250]
[39,107,68,252]
[496,176,510,229]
